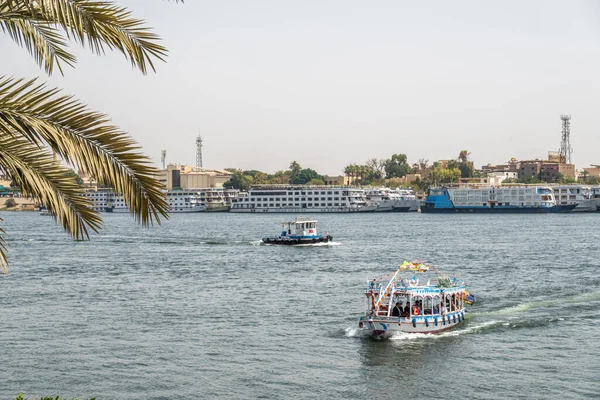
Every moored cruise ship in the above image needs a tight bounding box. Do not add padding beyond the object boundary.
[84,189,206,213]
[422,186,577,213]
[551,185,600,212]
[230,185,377,213]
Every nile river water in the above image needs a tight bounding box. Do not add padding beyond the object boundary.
[1,211,599,399]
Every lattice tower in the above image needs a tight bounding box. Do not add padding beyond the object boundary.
[559,115,572,164]
[196,135,203,168]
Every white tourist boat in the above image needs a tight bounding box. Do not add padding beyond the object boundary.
[230,185,377,213]
[365,188,397,212]
[262,216,332,245]
[358,261,474,337]
[84,189,206,213]
[551,185,600,212]
[390,188,421,212]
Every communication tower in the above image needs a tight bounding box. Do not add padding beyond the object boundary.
[196,135,203,168]
[160,150,166,170]
[559,115,572,164]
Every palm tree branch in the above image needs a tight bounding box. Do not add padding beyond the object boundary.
[0,76,169,225]
[0,6,76,75]
[0,134,103,244]
[2,0,172,74]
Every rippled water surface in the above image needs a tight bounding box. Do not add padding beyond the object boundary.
[1,211,599,399]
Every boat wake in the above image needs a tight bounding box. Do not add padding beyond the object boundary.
[343,320,503,340]
[470,289,600,317]
[259,241,342,247]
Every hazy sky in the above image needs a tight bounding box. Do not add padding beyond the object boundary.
[3,0,600,175]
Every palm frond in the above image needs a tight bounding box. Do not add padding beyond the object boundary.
[0,5,76,74]
[1,0,177,74]
[0,76,169,226]
[0,135,103,270]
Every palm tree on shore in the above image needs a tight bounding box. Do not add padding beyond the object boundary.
[0,0,182,271]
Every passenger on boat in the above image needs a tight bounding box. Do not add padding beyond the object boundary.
[433,304,440,315]
[402,303,410,317]
[392,302,402,317]
[412,304,421,316]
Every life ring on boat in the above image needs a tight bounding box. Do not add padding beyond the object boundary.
[424,318,429,327]
[412,317,417,328]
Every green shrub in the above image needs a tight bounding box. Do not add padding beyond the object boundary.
[4,198,16,208]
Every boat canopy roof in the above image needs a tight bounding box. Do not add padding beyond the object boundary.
[368,260,466,296]
[282,216,318,225]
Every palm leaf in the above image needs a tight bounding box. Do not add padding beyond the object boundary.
[1,0,182,74]
[0,4,76,75]
[0,76,169,226]
[0,135,103,271]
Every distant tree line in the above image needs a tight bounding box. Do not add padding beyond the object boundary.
[223,150,477,191]
[223,161,326,191]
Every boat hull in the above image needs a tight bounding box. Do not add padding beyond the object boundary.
[358,311,466,337]
[570,199,600,212]
[421,204,577,213]
[231,207,375,213]
[262,235,333,245]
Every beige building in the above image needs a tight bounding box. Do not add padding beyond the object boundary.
[324,175,353,186]
[159,164,233,190]
[583,165,600,177]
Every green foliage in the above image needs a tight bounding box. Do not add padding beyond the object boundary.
[4,197,17,208]
[267,170,291,184]
[457,150,474,178]
[289,161,302,183]
[384,153,411,179]
[429,166,461,184]
[223,169,252,191]
[344,163,382,185]
[293,168,324,185]
[580,175,600,184]
[384,177,408,189]
[306,178,325,185]
[243,170,268,184]
[516,176,543,184]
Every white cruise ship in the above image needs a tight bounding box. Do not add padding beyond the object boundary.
[196,188,239,211]
[84,189,206,213]
[230,185,377,213]
[364,188,420,212]
[551,185,600,212]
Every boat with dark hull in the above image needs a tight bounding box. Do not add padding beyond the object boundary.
[262,217,333,245]
[422,186,577,213]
